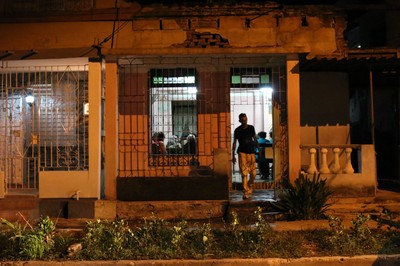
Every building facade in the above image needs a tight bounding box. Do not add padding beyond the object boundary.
[1,0,397,219]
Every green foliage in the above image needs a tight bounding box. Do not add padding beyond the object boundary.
[254,206,273,251]
[81,218,133,260]
[323,214,381,256]
[272,172,332,220]
[130,216,175,259]
[1,216,56,259]
[370,209,400,254]
[1,211,400,260]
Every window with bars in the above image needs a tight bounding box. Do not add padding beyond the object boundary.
[149,68,198,166]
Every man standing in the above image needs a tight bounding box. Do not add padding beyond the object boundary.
[232,113,260,199]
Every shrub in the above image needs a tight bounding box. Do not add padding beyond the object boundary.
[322,214,382,256]
[81,218,133,260]
[1,216,56,259]
[2,210,400,260]
[272,172,332,220]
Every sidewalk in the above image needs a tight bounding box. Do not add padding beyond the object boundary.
[2,255,400,265]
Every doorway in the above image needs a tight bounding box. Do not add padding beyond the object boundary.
[230,67,274,186]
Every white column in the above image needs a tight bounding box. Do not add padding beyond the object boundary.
[307,148,318,174]
[343,147,355,174]
[319,148,330,174]
[331,147,342,174]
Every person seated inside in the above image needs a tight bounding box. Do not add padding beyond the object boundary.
[256,131,271,179]
[151,131,167,154]
[182,133,196,155]
[166,134,182,154]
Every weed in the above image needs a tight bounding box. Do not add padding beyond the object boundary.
[2,211,400,260]
[131,215,174,259]
[1,216,56,259]
[81,218,132,259]
[171,220,188,257]
[324,214,381,256]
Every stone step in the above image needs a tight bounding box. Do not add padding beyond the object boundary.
[326,202,400,221]
[39,199,96,219]
[0,195,38,210]
[0,195,39,222]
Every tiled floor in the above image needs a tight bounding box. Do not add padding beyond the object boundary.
[229,189,277,203]
[232,171,276,190]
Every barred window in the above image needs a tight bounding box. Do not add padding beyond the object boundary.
[149,68,198,166]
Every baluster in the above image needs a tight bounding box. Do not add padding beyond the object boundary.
[319,148,330,174]
[331,147,342,174]
[343,147,354,174]
[307,148,318,174]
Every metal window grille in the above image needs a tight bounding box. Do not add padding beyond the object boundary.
[149,68,198,166]
[117,56,287,179]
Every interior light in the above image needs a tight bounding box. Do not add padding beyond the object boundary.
[26,95,35,104]
[84,103,89,115]
[260,86,273,94]
[187,87,197,94]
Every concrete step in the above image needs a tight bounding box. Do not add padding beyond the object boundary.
[39,199,96,219]
[225,190,277,224]
[0,195,39,222]
[325,189,400,220]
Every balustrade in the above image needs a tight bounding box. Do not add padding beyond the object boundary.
[301,144,361,175]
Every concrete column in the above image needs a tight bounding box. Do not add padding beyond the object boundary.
[319,148,330,174]
[105,62,118,200]
[307,148,318,174]
[331,147,342,174]
[89,59,102,199]
[287,56,301,183]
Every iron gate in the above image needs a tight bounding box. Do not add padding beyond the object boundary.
[0,62,89,193]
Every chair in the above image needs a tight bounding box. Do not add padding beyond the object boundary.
[264,146,273,178]
[257,143,273,179]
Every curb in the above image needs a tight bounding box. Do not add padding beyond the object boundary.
[2,255,400,266]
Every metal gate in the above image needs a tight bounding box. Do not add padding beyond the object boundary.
[0,62,89,193]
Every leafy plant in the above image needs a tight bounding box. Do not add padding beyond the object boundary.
[323,214,381,256]
[254,206,272,247]
[131,215,175,259]
[272,172,332,220]
[2,212,400,260]
[81,218,133,259]
[171,220,188,256]
[1,216,56,259]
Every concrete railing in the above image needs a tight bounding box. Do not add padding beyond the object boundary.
[300,144,361,174]
[300,144,377,197]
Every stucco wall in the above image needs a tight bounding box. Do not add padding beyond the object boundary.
[0,4,343,59]
[300,72,349,126]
